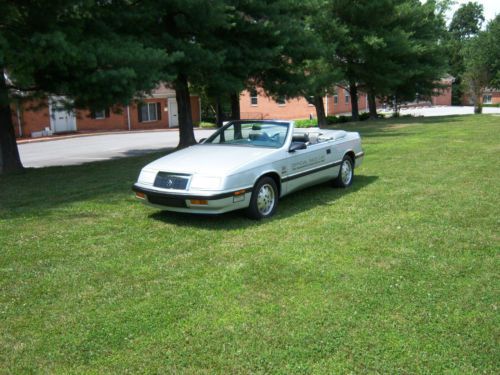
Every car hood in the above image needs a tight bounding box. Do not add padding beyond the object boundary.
[144,144,277,176]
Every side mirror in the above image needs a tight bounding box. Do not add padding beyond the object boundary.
[199,138,207,144]
[289,142,307,152]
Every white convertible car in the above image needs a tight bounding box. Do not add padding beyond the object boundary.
[133,120,364,219]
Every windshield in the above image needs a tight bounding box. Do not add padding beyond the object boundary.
[204,121,290,148]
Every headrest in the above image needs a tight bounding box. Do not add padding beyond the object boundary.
[292,133,309,142]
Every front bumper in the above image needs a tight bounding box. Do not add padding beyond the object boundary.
[132,184,252,214]
[355,151,364,168]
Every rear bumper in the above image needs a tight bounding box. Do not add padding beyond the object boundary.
[132,184,252,214]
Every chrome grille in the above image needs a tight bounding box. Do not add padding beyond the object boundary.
[154,172,189,190]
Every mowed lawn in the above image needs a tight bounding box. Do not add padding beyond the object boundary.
[1,115,499,373]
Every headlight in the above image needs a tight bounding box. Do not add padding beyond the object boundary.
[138,169,157,185]
[190,175,222,190]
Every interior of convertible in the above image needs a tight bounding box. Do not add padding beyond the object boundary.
[205,121,289,148]
[292,130,335,146]
[204,121,336,148]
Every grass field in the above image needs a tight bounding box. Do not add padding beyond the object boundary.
[1,115,499,373]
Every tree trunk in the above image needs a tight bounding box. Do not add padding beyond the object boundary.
[368,91,378,119]
[474,100,482,114]
[215,96,224,127]
[174,74,197,148]
[349,81,359,121]
[392,94,398,117]
[229,92,240,120]
[0,67,24,174]
[229,93,243,139]
[473,84,483,114]
[313,95,327,127]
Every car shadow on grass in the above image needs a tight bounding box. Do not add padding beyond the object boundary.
[0,150,168,218]
[149,175,378,229]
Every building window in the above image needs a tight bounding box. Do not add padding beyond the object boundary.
[276,96,286,106]
[483,94,492,104]
[333,95,338,104]
[306,96,315,106]
[250,90,258,106]
[345,92,350,104]
[138,102,161,122]
[91,108,109,120]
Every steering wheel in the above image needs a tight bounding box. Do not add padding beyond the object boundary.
[259,132,270,141]
[269,133,280,143]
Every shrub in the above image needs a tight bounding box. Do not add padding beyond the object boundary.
[326,115,339,124]
[295,119,318,128]
[202,116,217,123]
[338,115,351,123]
[359,112,370,121]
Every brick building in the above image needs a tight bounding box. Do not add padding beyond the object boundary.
[13,85,201,138]
[481,89,500,105]
[240,79,453,120]
[462,88,500,106]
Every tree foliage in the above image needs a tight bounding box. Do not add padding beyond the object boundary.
[449,1,485,40]
[196,0,304,125]
[446,1,485,104]
[462,15,500,114]
[323,0,446,118]
[0,0,169,173]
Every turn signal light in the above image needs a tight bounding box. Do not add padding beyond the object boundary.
[190,199,208,205]
[233,189,246,196]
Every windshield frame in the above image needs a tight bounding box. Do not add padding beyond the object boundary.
[203,120,291,149]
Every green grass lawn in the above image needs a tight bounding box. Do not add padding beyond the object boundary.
[1,115,499,373]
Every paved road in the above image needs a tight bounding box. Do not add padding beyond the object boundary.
[19,129,216,168]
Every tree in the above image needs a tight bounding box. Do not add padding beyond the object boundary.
[446,2,484,104]
[253,0,338,126]
[485,15,500,89]
[324,0,445,119]
[449,1,485,40]
[197,0,330,126]
[138,0,232,148]
[378,0,447,114]
[325,0,411,119]
[0,0,168,174]
[462,15,500,114]
[198,0,294,124]
[295,1,343,126]
[324,0,372,120]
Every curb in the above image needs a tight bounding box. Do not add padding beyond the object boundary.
[16,128,194,144]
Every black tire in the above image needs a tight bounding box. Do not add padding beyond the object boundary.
[333,155,354,188]
[245,177,279,219]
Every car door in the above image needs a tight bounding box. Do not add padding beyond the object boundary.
[281,142,331,195]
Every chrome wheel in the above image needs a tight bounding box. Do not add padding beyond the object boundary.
[246,177,279,220]
[256,183,275,216]
[340,159,353,185]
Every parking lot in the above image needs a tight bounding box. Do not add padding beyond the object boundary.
[18,129,216,168]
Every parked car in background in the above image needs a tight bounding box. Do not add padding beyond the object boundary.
[133,120,364,219]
